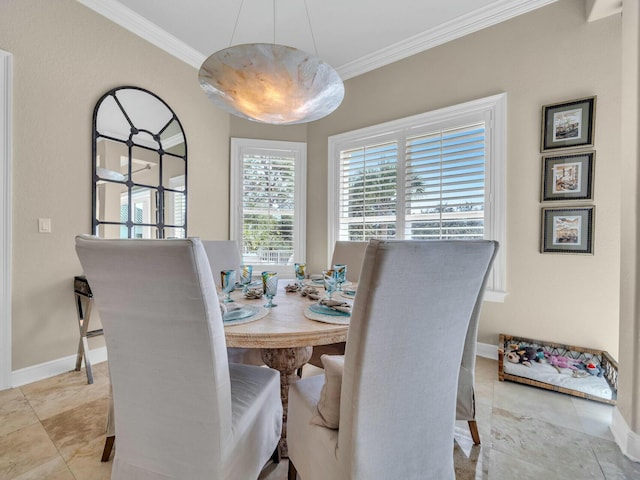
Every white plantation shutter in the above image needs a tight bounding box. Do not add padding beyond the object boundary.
[404,123,485,239]
[169,175,186,238]
[329,94,506,299]
[338,141,398,240]
[230,139,306,274]
[242,153,295,264]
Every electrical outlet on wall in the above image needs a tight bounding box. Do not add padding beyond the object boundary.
[38,218,51,233]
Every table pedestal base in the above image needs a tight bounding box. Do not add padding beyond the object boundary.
[262,346,312,458]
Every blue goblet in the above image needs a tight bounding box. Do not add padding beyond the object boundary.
[240,264,253,293]
[262,271,278,308]
[322,269,337,301]
[294,262,306,290]
[333,264,347,291]
[221,270,236,303]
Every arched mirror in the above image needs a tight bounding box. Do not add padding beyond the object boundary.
[92,86,187,239]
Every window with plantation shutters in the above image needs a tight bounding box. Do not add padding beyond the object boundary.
[230,139,306,275]
[329,94,507,300]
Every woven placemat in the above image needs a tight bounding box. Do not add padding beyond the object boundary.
[222,304,269,326]
[303,305,351,325]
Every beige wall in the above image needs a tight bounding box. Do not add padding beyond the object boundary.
[1,0,624,371]
[0,0,231,369]
[302,0,621,355]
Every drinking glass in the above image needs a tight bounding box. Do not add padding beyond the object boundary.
[262,271,279,308]
[239,264,253,293]
[294,262,306,289]
[333,264,347,291]
[322,269,337,301]
[221,270,236,303]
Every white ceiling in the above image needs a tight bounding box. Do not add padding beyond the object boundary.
[78,0,562,80]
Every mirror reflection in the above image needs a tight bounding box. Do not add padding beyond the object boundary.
[92,86,187,238]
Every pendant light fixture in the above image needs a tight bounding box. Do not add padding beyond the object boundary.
[198,0,344,125]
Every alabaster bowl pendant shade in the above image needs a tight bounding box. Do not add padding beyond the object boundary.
[199,43,345,125]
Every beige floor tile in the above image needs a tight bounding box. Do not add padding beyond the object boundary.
[475,357,498,380]
[0,388,39,437]
[11,457,75,480]
[258,458,289,480]
[492,378,585,432]
[491,407,605,479]
[0,423,60,479]
[454,441,483,480]
[591,436,640,479]
[66,435,113,480]
[474,358,497,406]
[472,402,493,444]
[488,448,578,480]
[571,396,615,441]
[2,355,635,478]
[41,395,109,462]
[21,362,110,421]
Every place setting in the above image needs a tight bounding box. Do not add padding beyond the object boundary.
[217,267,271,326]
[289,263,355,325]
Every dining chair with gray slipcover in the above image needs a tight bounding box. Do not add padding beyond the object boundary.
[76,235,282,479]
[287,239,498,480]
[456,280,487,445]
[202,239,243,289]
[307,239,488,445]
[331,241,369,283]
[304,241,368,370]
[201,239,264,366]
[100,239,265,462]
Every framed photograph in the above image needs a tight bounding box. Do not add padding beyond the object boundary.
[541,96,596,152]
[541,150,595,202]
[541,206,594,254]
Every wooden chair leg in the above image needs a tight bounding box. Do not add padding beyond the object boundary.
[101,435,115,462]
[468,420,480,445]
[271,445,281,464]
[288,459,298,480]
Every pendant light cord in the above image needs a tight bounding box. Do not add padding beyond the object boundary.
[273,0,277,44]
[228,0,245,47]
[303,0,319,56]
[228,0,318,53]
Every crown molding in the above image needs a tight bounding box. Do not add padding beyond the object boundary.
[76,0,206,69]
[337,0,558,79]
[78,0,557,80]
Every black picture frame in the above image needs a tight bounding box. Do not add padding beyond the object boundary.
[541,150,595,202]
[541,96,596,152]
[541,206,594,254]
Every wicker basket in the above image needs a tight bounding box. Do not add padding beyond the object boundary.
[498,333,618,405]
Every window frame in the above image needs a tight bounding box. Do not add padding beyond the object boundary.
[328,94,507,301]
[230,138,307,277]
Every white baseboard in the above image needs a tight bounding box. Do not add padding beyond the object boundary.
[611,407,640,462]
[11,347,108,388]
[477,341,498,360]
[8,341,497,389]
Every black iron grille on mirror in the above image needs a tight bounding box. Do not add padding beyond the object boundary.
[92,86,187,239]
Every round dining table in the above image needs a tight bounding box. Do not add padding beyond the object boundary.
[224,283,349,457]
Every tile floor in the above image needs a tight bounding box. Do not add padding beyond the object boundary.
[1,358,639,479]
